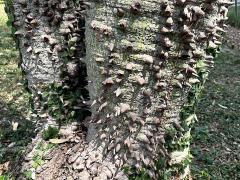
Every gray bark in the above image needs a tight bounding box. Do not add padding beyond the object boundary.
[9,0,88,124]
[82,0,231,179]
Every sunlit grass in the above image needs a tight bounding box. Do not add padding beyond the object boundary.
[0,3,8,27]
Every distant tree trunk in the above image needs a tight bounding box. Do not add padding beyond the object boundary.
[5,0,231,179]
[235,0,238,26]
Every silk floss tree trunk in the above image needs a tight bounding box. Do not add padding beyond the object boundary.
[81,0,231,179]
[5,0,90,127]
[5,0,232,179]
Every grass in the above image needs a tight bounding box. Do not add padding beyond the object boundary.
[227,6,240,28]
[31,141,56,169]
[0,3,7,27]
[191,49,240,179]
[0,3,35,177]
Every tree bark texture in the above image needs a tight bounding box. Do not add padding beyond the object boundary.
[6,0,89,125]
[5,0,232,179]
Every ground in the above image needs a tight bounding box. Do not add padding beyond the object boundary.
[0,4,35,178]
[191,47,240,179]
[0,4,239,180]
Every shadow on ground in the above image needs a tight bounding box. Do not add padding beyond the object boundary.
[0,100,36,170]
[0,13,37,176]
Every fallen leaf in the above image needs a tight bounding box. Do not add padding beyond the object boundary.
[49,138,69,144]
[12,122,18,131]
[218,104,228,109]
[0,161,9,175]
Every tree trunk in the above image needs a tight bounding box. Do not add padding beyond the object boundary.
[235,0,238,26]
[5,0,231,179]
[6,0,89,127]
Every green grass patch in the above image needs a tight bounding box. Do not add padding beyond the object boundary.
[42,126,59,141]
[191,49,240,179]
[23,170,32,180]
[228,6,240,28]
[31,141,56,169]
[0,4,8,27]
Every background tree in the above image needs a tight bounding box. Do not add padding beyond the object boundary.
[235,0,238,26]
[5,0,232,179]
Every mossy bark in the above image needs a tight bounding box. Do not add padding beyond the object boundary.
[82,0,230,179]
